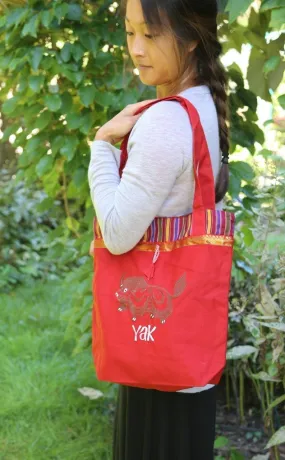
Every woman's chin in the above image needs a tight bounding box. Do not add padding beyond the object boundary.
[138,75,158,86]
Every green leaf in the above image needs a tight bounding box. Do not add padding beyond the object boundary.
[258,148,272,158]
[79,310,92,333]
[266,427,285,448]
[270,7,285,28]
[34,111,52,130]
[44,94,62,112]
[41,9,54,28]
[67,4,82,21]
[60,136,79,161]
[73,167,87,188]
[78,32,99,56]
[60,43,72,63]
[51,135,65,154]
[66,112,83,130]
[227,346,257,360]
[6,8,29,27]
[268,363,278,377]
[214,436,230,449]
[36,197,55,212]
[30,47,44,71]
[247,48,270,101]
[36,155,54,177]
[230,450,244,460]
[258,322,285,332]
[29,75,45,93]
[79,86,96,107]
[241,226,254,246]
[42,167,60,196]
[2,96,19,115]
[5,27,21,47]
[72,43,85,62]
[244,30,267,50]
[278,94,285,110]
[261,0,285,11]
[26,135,43,154]
[228,65,244,87]
[80,112,94,134]
[60,92,73,113]
[265,394,285,415]
[268,60,285,91]
[230,161,255,181]
[21,14,40,38]
[94,91,115,107]
[61,68,84,86]
[236,88,257,112]
[66,216,80,232]
[54,3,69,22]
[225,0,252,23]
[228,173,241,198]
[1,123,18,142]
[263,55,280,74]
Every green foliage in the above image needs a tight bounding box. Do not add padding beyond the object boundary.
[214,435,246,459]
[0,279,113,459]
[0,169,80,292]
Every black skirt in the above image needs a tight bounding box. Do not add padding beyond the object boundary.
[113,385,217,460]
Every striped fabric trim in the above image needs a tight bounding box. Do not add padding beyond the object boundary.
[93,210,235,243]
[94,235,234,251]
[205,210,235,237]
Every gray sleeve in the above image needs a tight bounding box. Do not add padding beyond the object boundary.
[88,101,192,255]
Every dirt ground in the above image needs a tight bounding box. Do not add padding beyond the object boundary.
[215,401,285,459]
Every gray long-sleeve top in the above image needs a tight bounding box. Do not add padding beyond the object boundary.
[88,85,223,393]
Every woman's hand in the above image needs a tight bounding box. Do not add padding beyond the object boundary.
[95,99,157,145]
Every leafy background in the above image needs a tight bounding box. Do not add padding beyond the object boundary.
[0,0,284,458]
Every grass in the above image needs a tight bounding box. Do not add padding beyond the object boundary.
[0,279,113,460]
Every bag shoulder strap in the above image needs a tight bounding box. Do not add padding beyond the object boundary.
[119,95,216,213]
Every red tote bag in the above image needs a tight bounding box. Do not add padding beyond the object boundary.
[91,96,235,392]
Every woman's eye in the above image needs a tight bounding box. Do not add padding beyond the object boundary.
[126,31,134,36]
[145,34,154,39]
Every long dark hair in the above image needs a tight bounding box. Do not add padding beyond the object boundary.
[122,0,230,203]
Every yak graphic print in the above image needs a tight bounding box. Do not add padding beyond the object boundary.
[115,273,187,323]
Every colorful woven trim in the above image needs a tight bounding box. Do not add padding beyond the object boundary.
[94,210,235,243]
[94,235,234,251]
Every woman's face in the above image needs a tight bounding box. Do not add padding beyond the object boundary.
[125,0,181,90]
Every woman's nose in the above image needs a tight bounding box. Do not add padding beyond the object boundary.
[131,38,146,58]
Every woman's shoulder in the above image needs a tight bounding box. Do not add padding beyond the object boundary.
[138,99,192,131]
[130,99,193,151]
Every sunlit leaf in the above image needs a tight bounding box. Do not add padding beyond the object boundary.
[227,346,257,360]
[266,426,285,448]
[258,322,285,332]
[214,436,230,448]
[278,94,285,109]
[225,0,252,23]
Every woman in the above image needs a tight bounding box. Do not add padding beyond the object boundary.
[88,0,230,458]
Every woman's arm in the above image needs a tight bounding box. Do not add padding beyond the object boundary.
[88,101,192,255]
